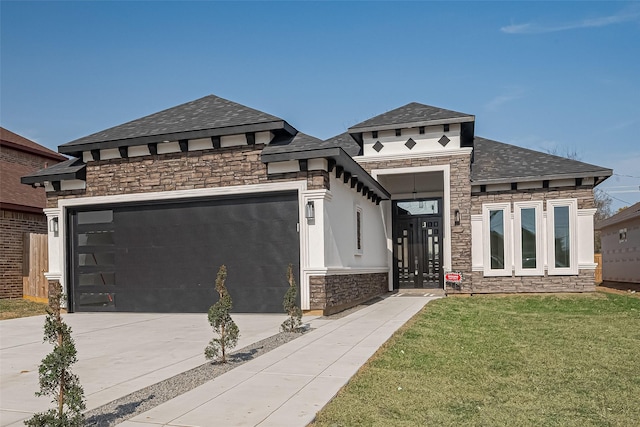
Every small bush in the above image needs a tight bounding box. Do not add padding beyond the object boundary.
[25,282,86,427]
[281,264,303,333]
[205,265,239,363]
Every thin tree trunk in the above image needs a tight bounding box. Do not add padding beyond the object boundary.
[221,323,226,362]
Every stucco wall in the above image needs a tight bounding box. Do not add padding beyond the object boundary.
[324,174,388,269]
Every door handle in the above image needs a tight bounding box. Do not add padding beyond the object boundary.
[415,256,418,276]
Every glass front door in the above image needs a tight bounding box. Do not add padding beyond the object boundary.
[393,199,442,289]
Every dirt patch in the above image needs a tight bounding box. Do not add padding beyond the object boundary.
[597,281,640,297]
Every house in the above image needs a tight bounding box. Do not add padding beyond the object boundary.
[595,202,640,283]
[1,127,67,298]
[21,95,612,313]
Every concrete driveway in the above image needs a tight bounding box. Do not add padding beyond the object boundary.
[0,312,288,427]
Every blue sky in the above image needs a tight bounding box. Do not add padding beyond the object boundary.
[2,1,639,210]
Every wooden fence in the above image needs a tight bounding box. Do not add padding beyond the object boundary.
[23,233,49,302]
[594,253,603,284]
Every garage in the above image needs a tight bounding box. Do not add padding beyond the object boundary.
[68,192,299,313]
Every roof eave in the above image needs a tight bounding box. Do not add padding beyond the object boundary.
[348,116,475,134]
[261,147,390,199]
[59,120,296,156]
[471,169,613,186]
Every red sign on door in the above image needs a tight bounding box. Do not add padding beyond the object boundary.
[444,272,462,283]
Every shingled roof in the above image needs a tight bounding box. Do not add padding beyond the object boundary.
[21,158,86,185]
[471,137,612,185]
[261,131,361,158]
[1,127,66,161]
[348,102,474,133]
[595,202,640,230]
[58,95,297,156]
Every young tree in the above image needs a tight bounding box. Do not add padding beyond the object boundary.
[205,265,239,363]
[25,281,86,427]
[281,264,302,333]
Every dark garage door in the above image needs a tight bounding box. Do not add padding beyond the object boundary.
[68,192,299,313]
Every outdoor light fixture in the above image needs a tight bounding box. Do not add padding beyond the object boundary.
[49,217,59,236]
[454,209,461,226]
[305,201,315,219]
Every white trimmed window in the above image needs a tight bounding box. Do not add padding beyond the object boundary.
[547,199,578,275]
[355,205,363,255]
[482,203,511,276]
[514,201,544,276]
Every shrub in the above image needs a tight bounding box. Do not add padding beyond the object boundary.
[205,265,239,363]
[281,264,303,332]
[25,281,86,427]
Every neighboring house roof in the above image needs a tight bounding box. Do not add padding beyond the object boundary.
[471,137,613,185]
[58,94,297,157]
[1,128,67,213]
[348,102,474,133]
[21,158,86,185]
[595,202,640,230]
[0,127,66,161]
[0,160,49,213]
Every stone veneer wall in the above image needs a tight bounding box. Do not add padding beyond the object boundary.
[46,145,329,208]
[469,186,596,293]
[0,209,47,298]
[470,269,595,293]
[358,153,473,287]
[309,272,389,315]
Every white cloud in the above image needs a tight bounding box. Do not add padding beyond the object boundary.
[484,87,526,112]
[501,7,640,34]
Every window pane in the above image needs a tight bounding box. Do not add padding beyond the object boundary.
[521,208,536,269]
[490,210,505,269]
[554,206,570,268]
[356,210,362,251]
[77,210,113,224]
[77,230,114,246]
[78,252,115,266]
[78,272,115,286]
[396,200,438,215]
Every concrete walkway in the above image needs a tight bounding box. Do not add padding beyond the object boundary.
[117,294,437,427]
[0,313,289,426]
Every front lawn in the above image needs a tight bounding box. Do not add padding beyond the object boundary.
[312,293,640,427]
[0,298,48,320]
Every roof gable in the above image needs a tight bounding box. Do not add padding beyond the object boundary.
[471,137,612,184]
[58,95,295,155]
[348,102,474,133]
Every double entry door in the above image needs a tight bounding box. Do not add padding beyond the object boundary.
[393,199,443,289]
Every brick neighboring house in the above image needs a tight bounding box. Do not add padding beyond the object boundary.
[1,127,67,298]
[22,95,612,314]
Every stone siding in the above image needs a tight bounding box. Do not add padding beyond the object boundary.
[469,269,595,293]
[358,153,473,287]
[465,186,597,294]
[46,146,328,208]
[0,210,47,298]
[470,186,595,215]
[309,272,389,315]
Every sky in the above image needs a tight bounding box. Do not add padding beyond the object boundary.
[1,1,639,211]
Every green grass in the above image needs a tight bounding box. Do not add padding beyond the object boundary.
[312,293,640,427]
[0,298,49,320]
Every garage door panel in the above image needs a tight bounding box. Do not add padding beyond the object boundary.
[70,192,299,313]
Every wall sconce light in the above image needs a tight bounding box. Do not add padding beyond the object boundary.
[305,201,315,220]
[454,209,461,226]
[49,217,59,236]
